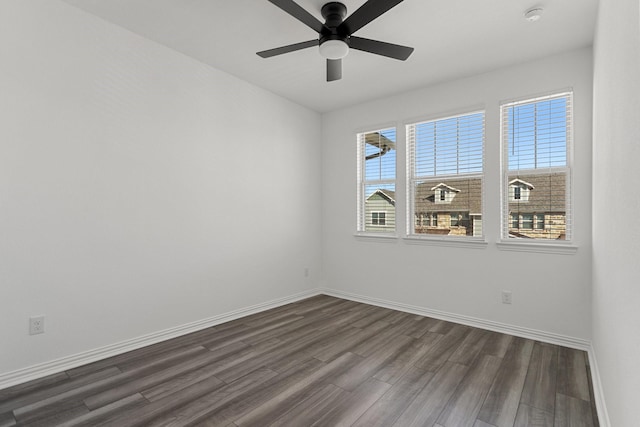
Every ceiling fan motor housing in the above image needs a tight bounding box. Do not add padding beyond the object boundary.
[320,2,349,46]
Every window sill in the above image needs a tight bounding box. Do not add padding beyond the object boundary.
[354,233,399,243]
[403,236,488,249]
[496,240,578,255]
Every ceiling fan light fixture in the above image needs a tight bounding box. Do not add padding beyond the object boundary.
[319,39,349,59]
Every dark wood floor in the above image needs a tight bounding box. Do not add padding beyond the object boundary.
[0,295,599,426]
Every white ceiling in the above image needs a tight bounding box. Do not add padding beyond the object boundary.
[61,0,598,113]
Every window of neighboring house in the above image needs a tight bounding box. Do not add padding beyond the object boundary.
[407,111,484,238]
[514,186,521,200]
[357,128,396,234]
[502,92,572,241]
[372,212,386,226]
[510,214,519,229]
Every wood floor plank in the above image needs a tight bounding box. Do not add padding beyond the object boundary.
[393,361,469,427]
[311,378,391,427]
[84,349,228,409]
[353,366,434,427]
[58,393,147,427]
[96,375,226,427]
[414,323,471,371]
[373,332,442,384]
[0,412,16,427]
[0,371,70,403]
[555,393,595,427]
[557,347,591,402]
[476,337,535,427]
[268,384,346,427]
[481,332,513,358]
[513,403,553,427]
[179,359,325,427]
[144,366,282,427]
[520,342,559,414]
[436,355,503,427]
[313,320,388,362]
[6,367,122,422]
[331,334,414,391]
[448,328,490,366]
[234,352,362,426]
[24,404,90,427]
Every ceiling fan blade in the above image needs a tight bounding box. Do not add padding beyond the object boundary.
[268,0,326,33]
[349,36,414,60]
[257,40,318,58]
[338,0,404,35]
[327,59,342,81]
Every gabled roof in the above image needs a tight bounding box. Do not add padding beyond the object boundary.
[509,178,534,189]
[430,183,461,192]
[367,189,396,205]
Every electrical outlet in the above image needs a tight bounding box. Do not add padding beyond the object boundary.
[501,291,512,304]
[29,316,45,335]
[304,267,310,278]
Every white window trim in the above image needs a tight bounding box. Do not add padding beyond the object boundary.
[406,110,486,245]
[499,91,575,251]
[356,126,397,236]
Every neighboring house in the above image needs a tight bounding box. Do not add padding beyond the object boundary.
[507,173,567,239]
[414,178,483,236]
[411,173,567,238]
[364,189,396,232]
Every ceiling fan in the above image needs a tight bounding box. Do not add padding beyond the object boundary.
[257,0,414,82]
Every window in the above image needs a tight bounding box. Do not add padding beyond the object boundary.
[510,214,519,229]
[407,111,484,238]
[357,128,396,233]
[371,212,386,226]
[502,92,572,241]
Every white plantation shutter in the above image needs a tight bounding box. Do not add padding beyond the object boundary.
[501,92,573,241]
[357,128,396,233]
[407,112,484,238]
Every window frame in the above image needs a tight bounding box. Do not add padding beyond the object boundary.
[371,211,386,226]
[356,126,397,236]
[499,91,575,250]
[406,110,486,244]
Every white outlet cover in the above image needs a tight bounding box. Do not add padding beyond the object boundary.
[29,316,45,335]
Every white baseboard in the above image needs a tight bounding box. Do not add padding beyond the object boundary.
[0,288,321,391]
[586,346,611,427]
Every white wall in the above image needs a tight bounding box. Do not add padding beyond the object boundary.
[322,48,593,341]
[592,0,640,425]
[0,0,321,376]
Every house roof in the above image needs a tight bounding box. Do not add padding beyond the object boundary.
[509,178,534,189]
[508,173,566,213]
[367,189,396,205]
[413,173,566,215]
[415,178,482,214]
[431,183,461,192]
